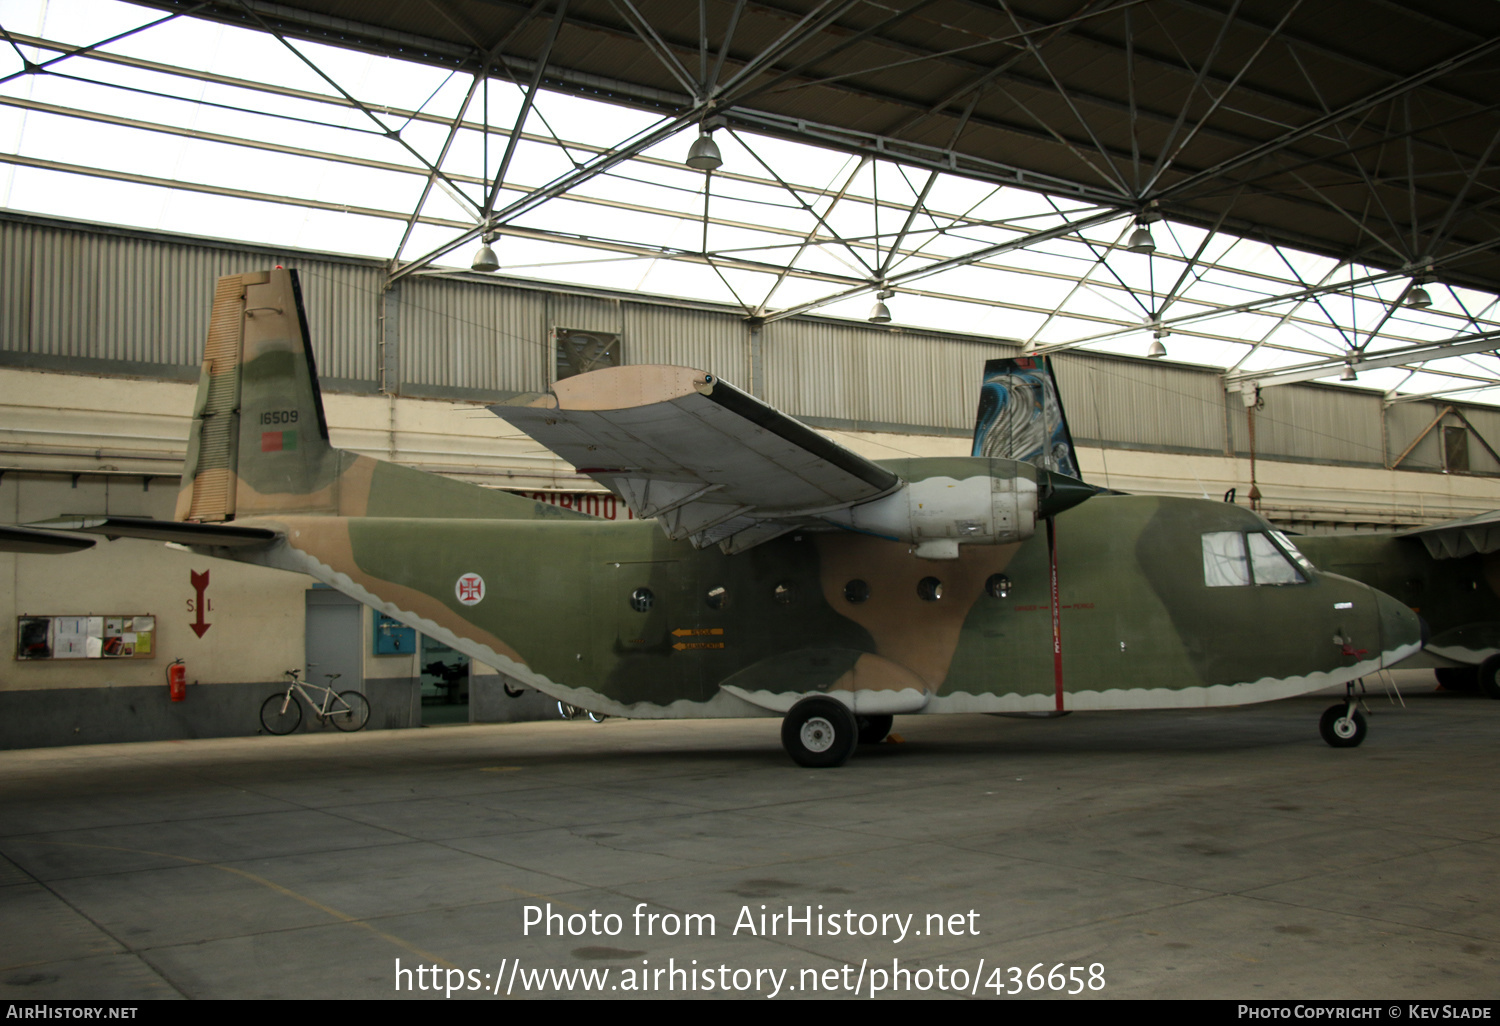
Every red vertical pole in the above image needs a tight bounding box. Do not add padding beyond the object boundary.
[1048,516,1064,711]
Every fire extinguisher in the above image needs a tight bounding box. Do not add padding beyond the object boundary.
[167,659,187,702]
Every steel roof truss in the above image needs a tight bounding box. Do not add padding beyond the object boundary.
[1226,328,1500,390]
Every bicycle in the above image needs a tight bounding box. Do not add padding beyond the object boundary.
[261,669,370,734]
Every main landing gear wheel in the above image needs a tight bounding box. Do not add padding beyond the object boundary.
[1478,656,1500,700]
[782,696,858,768]
[331,691,370,731]
[1319,704,1367,748]
[1435,667,1480,693]
[557,701,583,720]
[856,714,893,745]
[260,694,302,735]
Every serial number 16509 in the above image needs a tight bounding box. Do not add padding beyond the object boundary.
[259,410,298,425]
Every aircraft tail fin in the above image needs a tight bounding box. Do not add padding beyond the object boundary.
[174,269,570,525]
[175,270,341,522]
[971,356,1083,481]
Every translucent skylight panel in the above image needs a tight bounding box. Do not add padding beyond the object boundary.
[18,0,162,49]
[3,0,1500,404]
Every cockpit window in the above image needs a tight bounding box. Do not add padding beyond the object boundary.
[1248,532,1306,585]
[1203,531,1309,587]
[1268,530,1316,574]
[1203,532,1251,587]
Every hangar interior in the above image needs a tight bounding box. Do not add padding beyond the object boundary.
[4,0,1500,748]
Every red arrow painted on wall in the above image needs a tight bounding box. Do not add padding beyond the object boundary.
[190,570,211,638]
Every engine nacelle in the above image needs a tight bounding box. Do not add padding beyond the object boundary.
[824,458,1041,559]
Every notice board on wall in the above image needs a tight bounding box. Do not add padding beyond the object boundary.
[15,615,157,660]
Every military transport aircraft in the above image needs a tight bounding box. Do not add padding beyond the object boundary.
[1295,515,1500,698]
[17,270,1422,764]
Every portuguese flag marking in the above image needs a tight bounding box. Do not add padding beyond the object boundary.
[261,430,299,452]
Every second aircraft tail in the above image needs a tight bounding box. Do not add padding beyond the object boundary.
[970,356,1082,481]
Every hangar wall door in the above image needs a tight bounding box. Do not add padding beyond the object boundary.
[305,590,362,692]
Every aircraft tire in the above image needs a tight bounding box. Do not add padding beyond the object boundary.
[1478,656,1500,700]
[1319,704,1367,748]
[587,711,608,723]
[331,691,370,731]
[557,701,582,720]
[1435,667,1480,692]
[260,693,302,735]
[856,713,893,745]
[782,696,858,768]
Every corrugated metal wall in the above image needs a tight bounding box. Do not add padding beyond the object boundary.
[547,294,623,336]
[1229,383,1387,466]
[398,278,547,394]
[5,213,1500,477]
[762,320,1007,431]
[1054,354,1228,453]
[1386,401,1500,474]
[1,219,381,382]
[624,303,747,383]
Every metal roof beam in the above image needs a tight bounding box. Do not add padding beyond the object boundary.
[1157,35,1500,204]
[385,111,705,284]
[1225,329,1500,390]
[759,206,1124,323]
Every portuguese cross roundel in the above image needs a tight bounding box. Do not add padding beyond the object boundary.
[455,572,485,606]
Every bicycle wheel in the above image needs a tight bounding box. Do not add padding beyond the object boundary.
[331,690,370,731]
[260,692,302,735]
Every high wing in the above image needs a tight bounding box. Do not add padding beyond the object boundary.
[0,525,97,554]
[490,366,901,553]
[1397,510,1500,559]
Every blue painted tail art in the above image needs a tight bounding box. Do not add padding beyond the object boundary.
[971,356,1081,480]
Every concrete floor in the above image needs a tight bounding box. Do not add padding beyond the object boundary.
[1,678,1497,1001]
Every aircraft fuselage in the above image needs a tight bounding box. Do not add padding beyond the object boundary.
[229,492,1418,720]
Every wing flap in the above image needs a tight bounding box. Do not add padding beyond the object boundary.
[491,366,901,551]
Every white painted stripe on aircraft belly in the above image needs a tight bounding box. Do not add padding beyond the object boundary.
[926,641,1421,714]
[1423,644,1500,665]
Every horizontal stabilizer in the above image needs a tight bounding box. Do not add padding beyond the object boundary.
[0,525,97,554]
[490,366,901,551]
[32,516,279,548]
[1397,510,1500,559]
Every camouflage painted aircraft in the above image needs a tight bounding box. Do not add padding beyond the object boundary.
[23,270,1423,764]
[1295,516,1500,698]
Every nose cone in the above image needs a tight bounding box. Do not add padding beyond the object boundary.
[1037,470,1098,519]
[1371,585,1423,666]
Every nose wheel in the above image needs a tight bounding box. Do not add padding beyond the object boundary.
[1320,681,1369,748]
